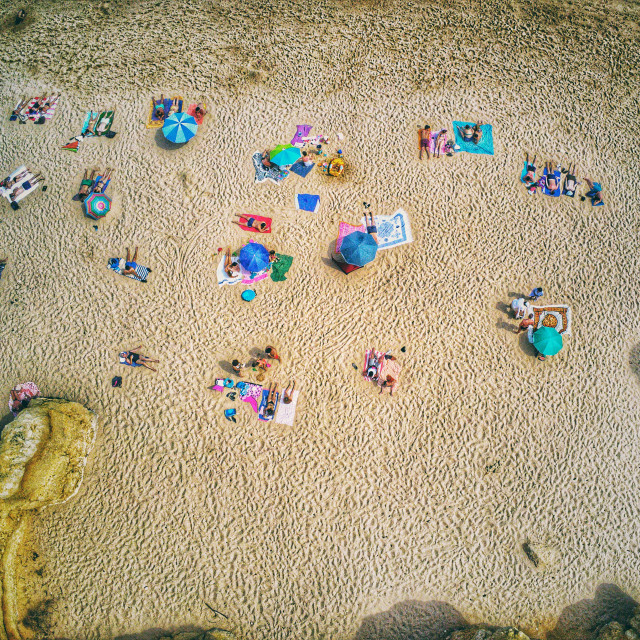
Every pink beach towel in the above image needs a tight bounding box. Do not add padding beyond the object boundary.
[236,214,272,234]
[428,130,448,156]
[186,103,205,125]
[336,221,366,253]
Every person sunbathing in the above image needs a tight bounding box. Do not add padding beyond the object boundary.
[261,150,274,168]
[434,129,447,158]
[563,163,580,197]
[584,177,603,205]
[120,346,159,372]
[1,168,29,189]
[232,214,268,232]
[153,94,165,120]
[194,103,207,120]
[523,153,537,185]
[122,247,144,279]
[366,351,381,379]
[9,174,44,200]
[167,97,180,117]
[419,125,431,159]
[95,110,114,135]
[458,124,474,142]
[472,122,483,144]
[268,250,278,264]
[365,212,379,244]
[264,382,279,417]
[224,248,241,278]
[93,168,113,193]
[73,169,97,201]
[297,151,314,167]
[85,112,100,135]
[12,97,30,116]
[380,375,396,395]
[545,161,559,191]
[282,380,296,405]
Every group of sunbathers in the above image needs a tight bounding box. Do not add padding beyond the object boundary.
[365,351,398,395]
[152,95,207,122]
[10,95,59,123]
[223,246,278,278]
[521,153,603,204]
[73,168,113,202]
[0,168,45,208]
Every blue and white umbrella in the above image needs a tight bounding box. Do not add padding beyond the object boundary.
[162,111,198,144]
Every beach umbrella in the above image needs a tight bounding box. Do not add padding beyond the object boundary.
[84,193,111,219]
[532,326,563,356]
[270,144,301,167]
[339,231,378,267]
[162,111,198,144]
[239,242,270,272]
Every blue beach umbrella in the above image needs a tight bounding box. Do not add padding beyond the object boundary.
[340,231,378,267]
[270,144,301,167]
[162,111,198,143]
[239,242,270,272]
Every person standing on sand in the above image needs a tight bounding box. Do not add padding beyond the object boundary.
[516,314,535,334]
[419,125,431,159]
[232,360,245,376]
[511,297,527,320]
[528,287,543,302]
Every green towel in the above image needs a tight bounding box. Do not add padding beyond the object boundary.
[270,254,293,282]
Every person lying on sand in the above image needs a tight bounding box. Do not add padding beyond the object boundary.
[366,351,382,379]
[153,94,165,119]
[264,382,279,417]
[93,168,113,193]
[380,375,396,395]
[365,212,379,244]
[224,248,241,278]
[523,153,537,186]
[73,169,98,202]
[283,380,296,405]
[545,161,559,191]
[120,346,159,372]
[121,247,146,281]
[563,163,580,196]
[12,97,30,116]
[232,214,268,232]
[472,122,483,144]
[583,178,603,205]
[419,125,431,159]
[434,129,447,158]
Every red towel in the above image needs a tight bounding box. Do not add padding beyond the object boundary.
[237,214,272,233]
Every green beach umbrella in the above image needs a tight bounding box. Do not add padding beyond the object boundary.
[532,326,563,356]
[270,144,301,167]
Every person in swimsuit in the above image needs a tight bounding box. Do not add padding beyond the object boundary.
[472,122,483,144]
[1,168,29,190]
[434,129,447,158]
[11,97,30,117]
[194,103,206,120]
[523,153,537,185]
[73,169,98,201]
[261,150,274,168]
[85,112,100,135]
[268,250,278,264]
[295,151,314,167]
[232,360,245,376]
[119,346,159,372]
[365,212,379,244]
[516,313,536,334]
[9,381,40,416]
[153,95,165,120]
[93,168,113,193]
[9,175,44,200]
[584,178,603,205]
[419,125,431,159]
[167,97,180,117]
[545,161,559,191]
[224,248,240,278]
[380,375,397,395]
[458,124,474,142]
[366,351,381,379]
[265,346,281,362]
[232,214,268,232]
[282,380,296,405]
[264,382,279,417]
[562,163,580,196]
[121,247,145,280]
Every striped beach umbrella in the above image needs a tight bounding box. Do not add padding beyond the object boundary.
[84,193,111,219]
[162,111,198,144]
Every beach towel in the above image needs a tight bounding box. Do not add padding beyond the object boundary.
[258,389,279,421]
[336,221,366,254]
[274,390,300,426]
[587,183,604,206]
[81,110,115,137]
[236,214,272,233]
[237,381,264,413]
[291,124,312,146]
[542,167,562,197]
[252,151,287,184]
[377,356,401,395]
[0,166,41,203]
[186,102,206,125]
[452,121,494,155]
[428,129,448,156]
[332,257,362,274]
[289,161,315,178]
[26,96,59,122]
[270,254,293,282]
[531,305,572,336]
[296,193,320,213]
[146,97,182,128]
[108,259,151,282]
[361,209,414,250]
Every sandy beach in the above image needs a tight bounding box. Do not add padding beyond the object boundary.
[1,0,640,638]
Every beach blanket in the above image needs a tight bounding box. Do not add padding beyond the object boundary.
[258,389,279,421]
[542,168,562,197]
[236,214,272,233]
[146,97,182,128]
[452,121,494,155]
[336,210,413,253]
[291,124,312,146]
[428,129,448,156]
[209,379,263,413]
[252,151,287,184]
[377,357,401,395]
[531,305,572,336]
[296,193,320,213]
[186,102,205,125]
[270,254,293,282]
[108,259,151,282]
[81,110,115,137]
[216,254,269,286]
[274,390,300,426]
[289,161,314,178]
[0,166,41,203]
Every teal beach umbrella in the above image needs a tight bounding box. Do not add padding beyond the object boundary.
[532,326,563,356]
[339,231,378,267]
[270,144,301,167]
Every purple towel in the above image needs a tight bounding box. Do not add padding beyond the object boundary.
[291,124,312,147]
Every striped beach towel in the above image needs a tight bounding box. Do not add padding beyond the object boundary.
[108,259,151,282]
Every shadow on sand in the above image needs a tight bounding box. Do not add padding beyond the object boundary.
[154,127,189,151]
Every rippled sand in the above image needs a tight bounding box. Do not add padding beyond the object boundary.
[0,0,640,638]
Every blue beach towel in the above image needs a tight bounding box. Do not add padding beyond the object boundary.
[587,184,604,206]
[258,389,279,421]
[452,121,494,155]
[296,193,320,213]
[542,168,562,197]
[290,161,314,178]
